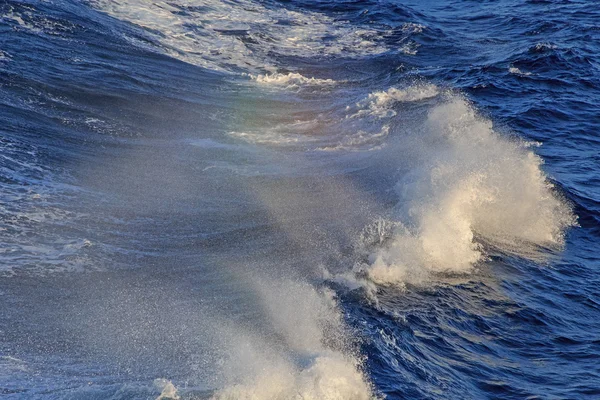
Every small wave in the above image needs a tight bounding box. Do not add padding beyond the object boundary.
[401,22,426,34]
[249,72,337,88]
[532,42,558,52]
[509,67,532,76]
[349,84,440,118]
[400,42,419,55]
[0,50,11,62]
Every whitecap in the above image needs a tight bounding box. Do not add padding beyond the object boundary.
[356,96,575,286]
[248,72,337,89]
[350,83,440,119]
[509,67,532,76]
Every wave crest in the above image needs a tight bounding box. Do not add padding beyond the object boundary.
[248,72,337,89]
[350,84,440,118]
[358,95,576,286]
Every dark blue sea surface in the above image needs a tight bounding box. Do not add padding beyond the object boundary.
[0,0,599,399]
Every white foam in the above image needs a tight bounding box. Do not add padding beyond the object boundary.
[400,42,419,56]
[509,67,532,76]
[249,72,337,88]
[401,23,426,34]
[154,379,180,400]
[2,6,75,36]
[211,279,376,400]
[2,9,39,32]
[534,42,558,51]
[356,94,575,286]
[212,353,373,400]
[90,0,388,73]
[351,84,440,118]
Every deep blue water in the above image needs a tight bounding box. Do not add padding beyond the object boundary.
[1,0,599,399]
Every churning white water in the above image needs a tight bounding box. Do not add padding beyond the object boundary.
[356,95,575,286]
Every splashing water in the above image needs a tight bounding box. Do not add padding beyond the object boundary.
[155,379,180,400]
[357,95,575,286]
[210,279,376,400]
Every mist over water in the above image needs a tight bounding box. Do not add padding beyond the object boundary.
[1,0,599,399]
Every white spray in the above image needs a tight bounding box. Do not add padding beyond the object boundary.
[358,94,575,286]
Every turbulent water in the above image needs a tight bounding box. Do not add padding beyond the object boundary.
[1,0,599,398]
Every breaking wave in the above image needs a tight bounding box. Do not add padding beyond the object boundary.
[355,94,576,286]
[212,354,373,400]
[349,84,440,118]
[209,279,376,400]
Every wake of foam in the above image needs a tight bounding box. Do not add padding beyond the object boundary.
[90,0,387,73]
[355,93,575,286]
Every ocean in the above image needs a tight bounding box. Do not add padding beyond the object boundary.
[1,0,599,399]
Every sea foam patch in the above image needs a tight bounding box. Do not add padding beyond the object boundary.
[90,0,388,73]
